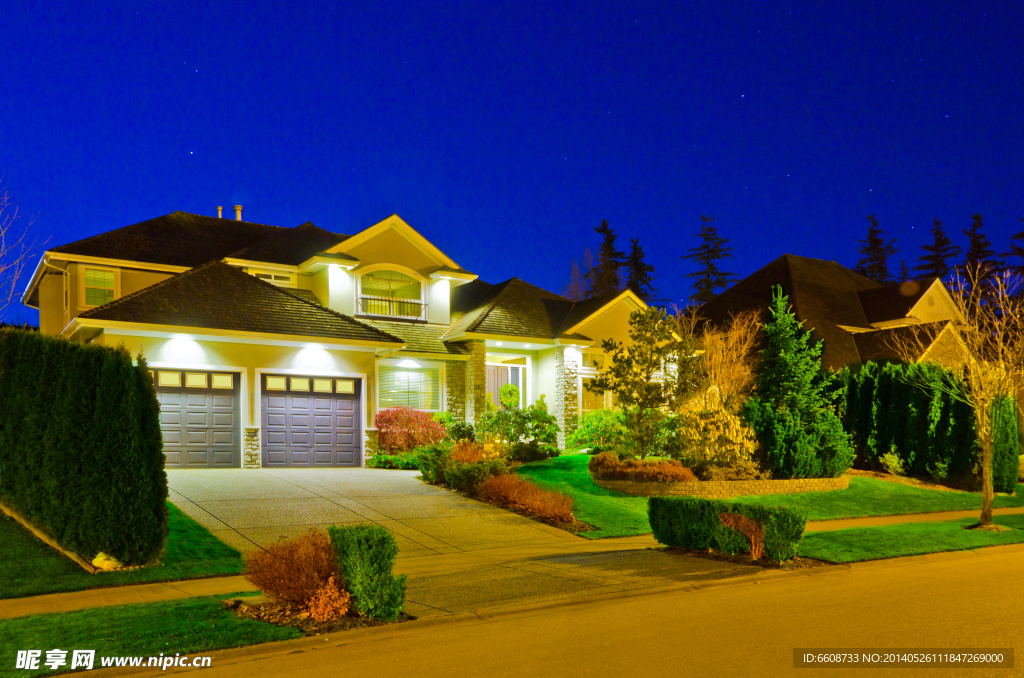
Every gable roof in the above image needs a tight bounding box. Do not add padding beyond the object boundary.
[852,321,950,364]
[76,262,404,345]
[50,211,286,268]
[327,214,472,274]
[856,278,938,325]
[227,222,349,267]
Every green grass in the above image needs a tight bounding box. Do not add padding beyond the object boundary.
[0,503,244,600]
[800,514,1024,563]
[0,594,301,676]
[518,455,1024,538]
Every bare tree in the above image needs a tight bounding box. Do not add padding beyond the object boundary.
[699,310,762,412]
[0,185,38,319]
[891,266,1024,530]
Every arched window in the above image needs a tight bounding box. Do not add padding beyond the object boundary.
[358,270,424,319]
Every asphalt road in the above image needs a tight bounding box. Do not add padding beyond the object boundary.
[97,544,1024,678]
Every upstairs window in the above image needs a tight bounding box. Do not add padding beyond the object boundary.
[359,270,425,320]
[84,268,116,306]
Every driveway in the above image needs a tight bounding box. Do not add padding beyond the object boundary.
[167,468,579,558]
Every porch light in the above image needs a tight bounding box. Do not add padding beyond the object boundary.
[524,344,531,348]
[165,335,204,363]
[495,342,503,347]
[398,359,420,368]
[295,346,333,371]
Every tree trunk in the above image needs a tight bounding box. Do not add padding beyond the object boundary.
[980,431,993,526]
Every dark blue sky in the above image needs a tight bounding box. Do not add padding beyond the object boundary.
[2,1,1022,322]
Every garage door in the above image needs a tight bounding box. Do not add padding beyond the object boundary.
[155,370,241,468]
[261,374,361,467]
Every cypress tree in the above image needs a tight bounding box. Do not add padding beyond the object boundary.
[585,219,625,298]
[854,214,898,285]
[914,218,961,279]
[682,215,737,305]
[962,213,1005,282]
[1005,218,1024,276]
[623,237,658,304]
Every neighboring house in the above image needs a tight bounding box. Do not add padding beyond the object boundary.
[697,253,965,370]
[21,209,645,469]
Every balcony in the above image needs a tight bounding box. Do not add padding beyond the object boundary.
[357,295,427,321]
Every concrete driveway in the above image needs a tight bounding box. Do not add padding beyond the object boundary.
[167,468,579,558]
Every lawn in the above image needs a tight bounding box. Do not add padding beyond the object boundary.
[518,455,1024,538]
[0,503,244,600]
[0,593,300,676]
[800,514,1024,563]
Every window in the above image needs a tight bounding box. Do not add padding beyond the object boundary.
[290,377,310,391]
[158,371,181,387]
[212,374,234,389]
[185,373,208,388]
[359,270,424,319]
[63,272,69,312]
[313,378,333,393]
[378,365,440,410]
[266,376,287,390]
[84,268,116,306]
[251,271,295,287]
[336,379,355,394]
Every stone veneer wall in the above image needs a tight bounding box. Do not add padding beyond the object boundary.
[553,346,579,448]
[465,339,488,422]
[593,475,850,498]
[363,428,379,462]
[445,359,467,421]
[242,427,261,468]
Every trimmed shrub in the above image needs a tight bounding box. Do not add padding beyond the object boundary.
[448,420,476,443]
[477,474,574,523]
[508,440,560,463]
[376,407,446,453]
[476,395,559,446]
[992,395,1021,494]
[451,439,493,464]
[328,524,406,621]
[244,529,341,607]
[444,458,512,493]
[566,409,628,450]
[589,452,697,482]
[415,443,453,484]
[365,450,421,470]
[648,496,806,562]
[0,330,167,565]
[415,442,512,492]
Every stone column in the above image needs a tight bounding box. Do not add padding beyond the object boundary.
[364,427,379,463]
[445,359,468,421]
[242,427,261,469]
[553,346,579,448]
[464,339,488,422]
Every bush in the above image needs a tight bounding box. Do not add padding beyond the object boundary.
[451,439,500,464]
[669,406,766,480]
[415,442,512,492]
[508,440,560,463]
[0,330,167,565]
[244,529,341,607]
[306,576,351,622]
[476,395,559,446]
[588,452,697,482]
[376,407,446,453]
[328,524,406,621]
[432,412,476,443]
[648,496,806,562]
[415,443,453,484]
[992,395,1021,494]
[444,458,512,493]
[477,475,574,523]
[365,450,421,470]
[566,409,628,449]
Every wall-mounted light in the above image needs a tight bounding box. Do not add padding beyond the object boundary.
[295,345,333,371]
[164,335,205,363]
[524,344,531,348]
[398,359,420,368]
[495,342,503,347]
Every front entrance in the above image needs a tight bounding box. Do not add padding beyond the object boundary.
[261,374,362,467]
[486,365,524,409]
[156,369,241,468]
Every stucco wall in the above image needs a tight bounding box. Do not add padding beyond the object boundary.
[121,269,173,297]
[534,347,557,410]
[37,272,66,335]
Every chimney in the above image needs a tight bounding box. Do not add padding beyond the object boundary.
[233,205,243,221]
[216,206,223,218]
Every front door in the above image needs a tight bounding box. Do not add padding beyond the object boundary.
[261,374,361,467]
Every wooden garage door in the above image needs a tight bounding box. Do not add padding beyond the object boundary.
[156,370,241,468]
[261,374,361,467]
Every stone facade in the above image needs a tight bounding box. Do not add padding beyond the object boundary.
[553,346,579,448]
[364,427,379,461]
[242,427,261,469]
[445,359,467,421]
[593,475,851,498]
[465,339,488,422]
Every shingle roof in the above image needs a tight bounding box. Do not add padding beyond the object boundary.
[852,322,948,364]
[227,222,349,266]
[78,262,404,344]
[51,211,287,267]
[361,319,470,356]
[857,278,937,325]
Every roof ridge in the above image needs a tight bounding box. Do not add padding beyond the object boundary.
[77,260,222,319]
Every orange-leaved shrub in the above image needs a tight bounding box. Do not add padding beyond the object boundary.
[451,438,506,464]
[476,474,574,523]
[244,529,342,607]
[306,575,352,621]
[588,452,697,482]
[376,406,446,452]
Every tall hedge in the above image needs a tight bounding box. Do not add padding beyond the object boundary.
[0,330,167,565]
[992,395,1022,494]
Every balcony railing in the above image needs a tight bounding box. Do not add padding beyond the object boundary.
[358,295,427,321]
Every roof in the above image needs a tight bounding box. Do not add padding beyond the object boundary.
[50,211,287,267]
[856,278,937,325]
[852,322,949,364]
[361,319,470,356]
[77,262,405,345]
[227,222,349,266]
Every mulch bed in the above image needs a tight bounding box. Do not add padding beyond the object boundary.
[845,468,972,493]
[660,546,833,570]
[222,599,413,636]
[486,500,597,535]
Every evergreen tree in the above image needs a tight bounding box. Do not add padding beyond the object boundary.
[682,215,737,305]
[624,237,658,304]
[741,286,854,479]
[853,214,897,285]
[897,260,911,282]
[1004,218,1024,276]
[914,218,961,279]
[562,260,587,301]
[962,213,1005,281]
[585,219,624,298]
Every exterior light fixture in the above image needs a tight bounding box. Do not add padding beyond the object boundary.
[495,342,503,347]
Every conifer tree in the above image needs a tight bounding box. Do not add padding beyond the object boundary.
[897,260,911,282]
[562,260,587,301]
[1007,218,1024,276]
[682,215,737,305]
[585,219,624,298]
[853,214,897,285]
[624,237,658,304]
[962,213,1005,282]
[914,218,961,279]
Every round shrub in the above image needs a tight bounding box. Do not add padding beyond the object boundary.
[376,407,446,452]
[566,409,628,450]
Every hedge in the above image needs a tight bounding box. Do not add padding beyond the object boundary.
[648,496,806,562]
[0,330,167,565]
[328,524,406,621]
[993,395,1022,494]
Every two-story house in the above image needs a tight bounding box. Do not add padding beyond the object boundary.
[21,209,645,470]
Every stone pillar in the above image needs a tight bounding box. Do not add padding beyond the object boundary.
[553,346,579,448]
[465,339,488,422]
[242,427,261,468]
[445,359,468,421]
[364,427,379,464]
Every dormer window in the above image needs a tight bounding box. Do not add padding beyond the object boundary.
[246,269,296,288]
[358,269,426,320]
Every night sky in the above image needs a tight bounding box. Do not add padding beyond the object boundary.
[2,1,1022,323]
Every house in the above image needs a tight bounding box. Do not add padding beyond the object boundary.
[21,209,645,469]
[697,253,965,370]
